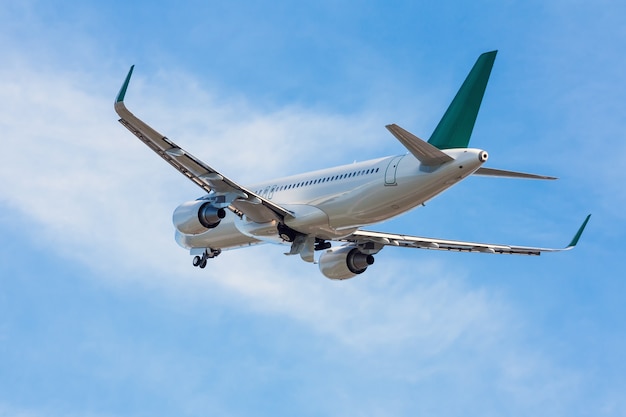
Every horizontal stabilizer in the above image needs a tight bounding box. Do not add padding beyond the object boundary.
[386,124,453,166]
[475,167,557,180]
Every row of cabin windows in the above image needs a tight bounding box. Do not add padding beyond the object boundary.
[254,167,381,195]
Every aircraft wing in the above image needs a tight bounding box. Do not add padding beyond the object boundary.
[114,66,293,223]
[342,215,591,255]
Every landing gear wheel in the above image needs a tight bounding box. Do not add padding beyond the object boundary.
[277,224,296,242]
[192,248,221,268]
[314,240,331,251]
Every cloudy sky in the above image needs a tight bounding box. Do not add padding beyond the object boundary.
[1,1,625,416]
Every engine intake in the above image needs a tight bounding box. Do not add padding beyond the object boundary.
[173,200,226,235]
[318,246,375,280]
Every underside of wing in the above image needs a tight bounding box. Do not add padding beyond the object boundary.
[385,124,453,166]
[114,66,292,223]
[342,215,591,255]
[474,167,557,180]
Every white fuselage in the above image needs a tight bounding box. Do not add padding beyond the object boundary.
[175,148,486,251]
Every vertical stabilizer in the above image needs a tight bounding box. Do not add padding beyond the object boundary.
[428,51,497,149]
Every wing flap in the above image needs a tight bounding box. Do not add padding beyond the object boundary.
[347,230,540,255]
[114,66,293,221]
[343,215,590,255]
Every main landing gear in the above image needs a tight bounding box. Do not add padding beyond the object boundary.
[277,223,297,242]
[192,248,221,269]
[277,223,331,251]
[315,239,331,251]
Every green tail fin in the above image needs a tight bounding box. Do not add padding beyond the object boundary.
[428,51,497,149]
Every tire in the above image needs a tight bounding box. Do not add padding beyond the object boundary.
[277,224,296,242]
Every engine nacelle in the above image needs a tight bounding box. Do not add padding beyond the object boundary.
[318,246,375,280]
[172,200,226,235]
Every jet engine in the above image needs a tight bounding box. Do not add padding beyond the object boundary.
[318,246,375,280]
[172,200,226,235]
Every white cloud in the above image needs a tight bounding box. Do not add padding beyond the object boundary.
[0,33,602,416]
[0,60,518,358]
[0,63,493,311]
[0,404,42,417]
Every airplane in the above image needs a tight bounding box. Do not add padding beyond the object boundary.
[114,50,590,280]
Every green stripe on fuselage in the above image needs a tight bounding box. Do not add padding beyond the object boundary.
[428,51,497,150]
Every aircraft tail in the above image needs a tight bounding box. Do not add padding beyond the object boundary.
[428,51,497,150]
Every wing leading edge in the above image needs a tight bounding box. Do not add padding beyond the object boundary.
[343,215,591,256]
[114,66,293,223]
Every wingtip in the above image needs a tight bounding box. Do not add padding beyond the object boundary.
[567,214,591,248]
[115,65,135,104]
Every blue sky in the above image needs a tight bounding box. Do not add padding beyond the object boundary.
[1,0,625,416]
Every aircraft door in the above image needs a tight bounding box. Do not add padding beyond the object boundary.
[268,185,277,199]
[384,155,405,185]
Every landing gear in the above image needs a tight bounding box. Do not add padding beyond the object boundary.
[192,248,221,269]
[193,255,208,268]
[315,239,331,251]
[277,223,297,242]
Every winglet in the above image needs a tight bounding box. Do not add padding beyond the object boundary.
[116,65,135,104]
[567,214,591,248]
[428,51,497,150]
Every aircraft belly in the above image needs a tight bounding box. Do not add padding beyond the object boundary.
[322,156,477,229]
[322,182,422,228]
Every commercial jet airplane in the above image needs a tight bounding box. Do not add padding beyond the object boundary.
[114,51,590,280]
